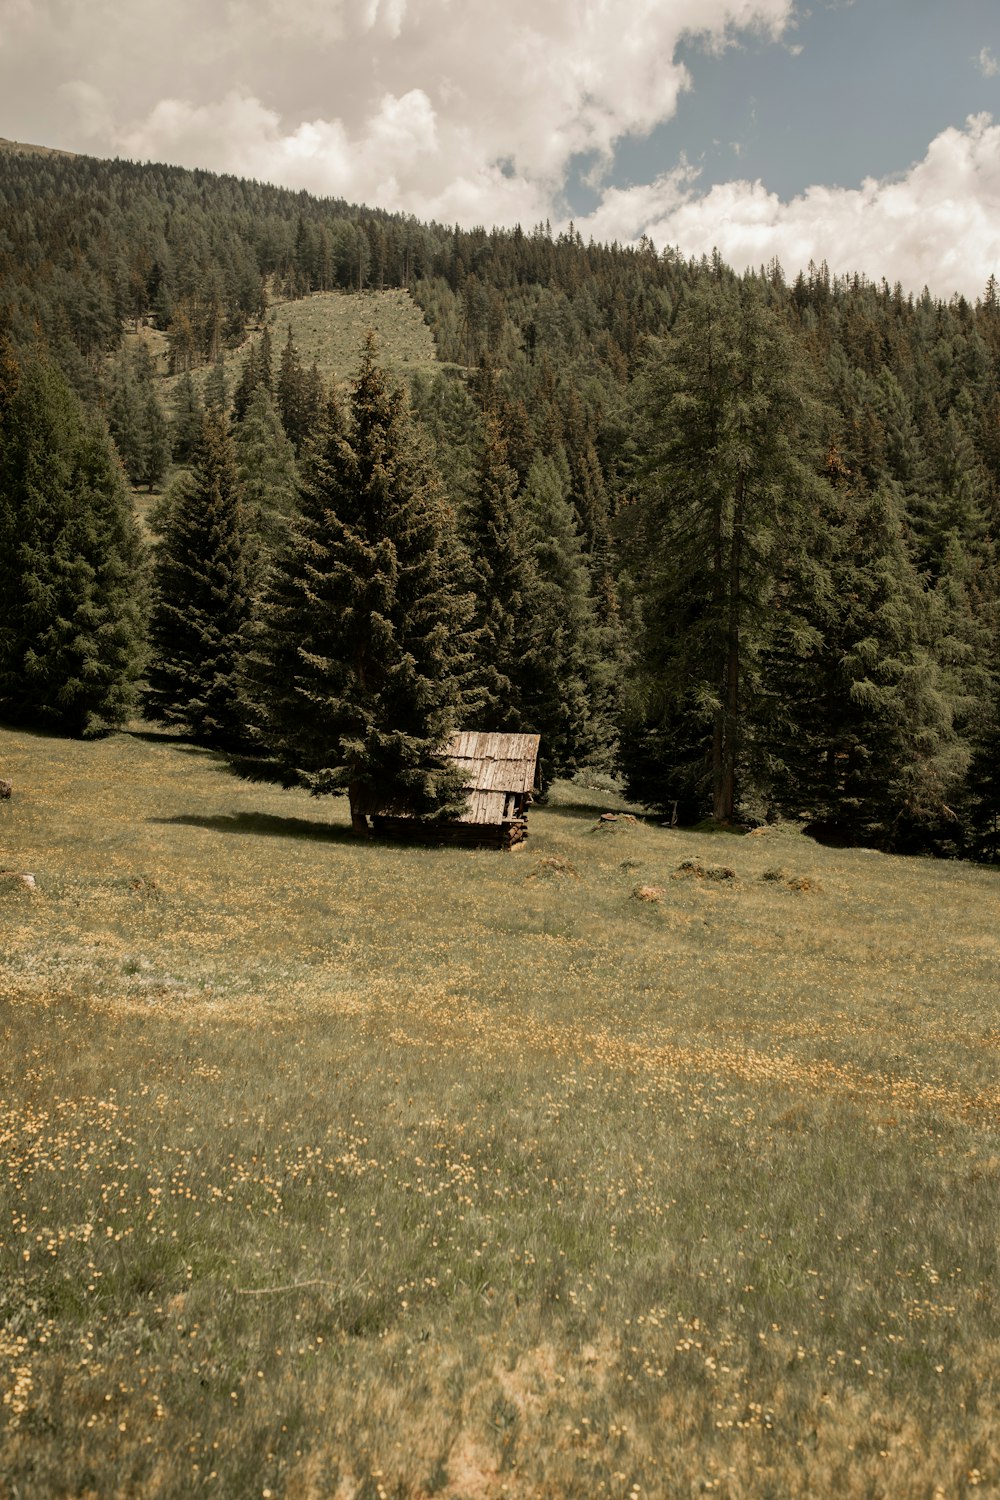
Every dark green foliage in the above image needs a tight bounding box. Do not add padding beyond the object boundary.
[623,278,827,823]
[464,416,548,733]
[170,372,203,464]
[8,143,1000,853]
[966,710,1000,859]
[203,358,228,415]
[249,338,477,825]
[410,367,483,516]
[272,327,326,455]
[146,406,256,748]
[106,345,170,490]
[794,478,964,844]
[522,454,614,780]
[233,386,299,547]
[0,340,148,736]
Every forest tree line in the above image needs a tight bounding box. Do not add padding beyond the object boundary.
[1,146,999,856]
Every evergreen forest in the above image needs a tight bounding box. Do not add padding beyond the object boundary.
[3,142,1000,856]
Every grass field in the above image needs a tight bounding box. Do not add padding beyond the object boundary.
[127,286,443,537]
[133,287,442,403]
[1,725,999,1499]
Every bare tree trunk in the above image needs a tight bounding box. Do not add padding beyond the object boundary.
[715,472,744,823]
[348,781,370,838]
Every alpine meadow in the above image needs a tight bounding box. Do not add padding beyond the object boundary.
[1,138,999,1500]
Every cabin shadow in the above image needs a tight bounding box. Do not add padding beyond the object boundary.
[149,812,357,846]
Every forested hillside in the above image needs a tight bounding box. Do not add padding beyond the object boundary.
[2,143,999,855]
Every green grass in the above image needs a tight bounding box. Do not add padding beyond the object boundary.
[259,288,443,391]
[1,724,999,1498]
[126,287,442,537]
[131,287,442,407]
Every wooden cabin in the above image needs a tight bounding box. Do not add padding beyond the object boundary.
[368,731,541,849]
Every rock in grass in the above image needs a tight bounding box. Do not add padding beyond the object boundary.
[631,884,665,904]
[760,869,821,892]
[0,779,12,799]
[672,859,736,882]
[594,812,638,831]
[1,870,35,890]
[525,855,579,882]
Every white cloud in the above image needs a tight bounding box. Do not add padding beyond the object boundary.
[9,0,793,221]
[57,81,114,142]
[576,114,1000,299]
[10,0,996,300]
[977,46,999,78]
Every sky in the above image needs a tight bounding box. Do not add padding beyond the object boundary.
[2,0,999,299]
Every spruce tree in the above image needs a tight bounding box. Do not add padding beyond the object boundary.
[107,347,170,490]
[233,386,299,548]
[232,342,263,424]
[0,339,148,736]
[232,327,274,423]
[146,405,256,748]
[464,414,548,735]
[825,483,964,844]
[622,278,827,822]
[170,372,203,464]
[788,368,974,844]
[522,453,613,779]
[249,337,477,831]
[276,326,310,452]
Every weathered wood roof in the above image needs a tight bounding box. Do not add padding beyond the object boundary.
[445,731,540,796]
[446,731,540,826]
[362,731,541,827]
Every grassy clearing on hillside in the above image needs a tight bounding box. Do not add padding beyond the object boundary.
[131,288,442,403]
[1,725,999,1499]
[126,288,441,536]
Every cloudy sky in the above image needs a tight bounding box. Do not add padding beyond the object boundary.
[2,0,999,298]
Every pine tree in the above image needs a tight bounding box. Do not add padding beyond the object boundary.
[232,343,263,424]
[300,360,325,450]
[0,339,148,736]
[776,428,968,846]
[203,357,228,415]
[276,326,309,452]
[522,453,613,778]
[106,358,147,482]
[410,367,483,515]
[232,327,274,423]
[170,372,203,464]
[249,337,477,831]
[464,414,548,735]
[107,346,170,490]
[622,278,828,822]
[788,364,975,844]
[233,386,299,548]
[146,406,256,748]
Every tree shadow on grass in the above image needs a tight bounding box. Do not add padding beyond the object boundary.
[126,726,186,744]
[149,812,358,846]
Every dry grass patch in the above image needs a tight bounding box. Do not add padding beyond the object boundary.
[150,289,440,412]
[1,728,999,1498]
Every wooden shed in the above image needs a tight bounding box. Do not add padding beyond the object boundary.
[368,731,541,848]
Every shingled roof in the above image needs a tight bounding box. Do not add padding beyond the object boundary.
[445,731,540,825]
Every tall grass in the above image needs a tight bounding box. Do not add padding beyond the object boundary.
[1,725,998,1497]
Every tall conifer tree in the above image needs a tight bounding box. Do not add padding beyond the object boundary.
[146,406,256,747]
[249,336,477,831]
[0,339,148,735]
[623,277,826,821]
[464,415,543,729]
[233,386,299,548]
